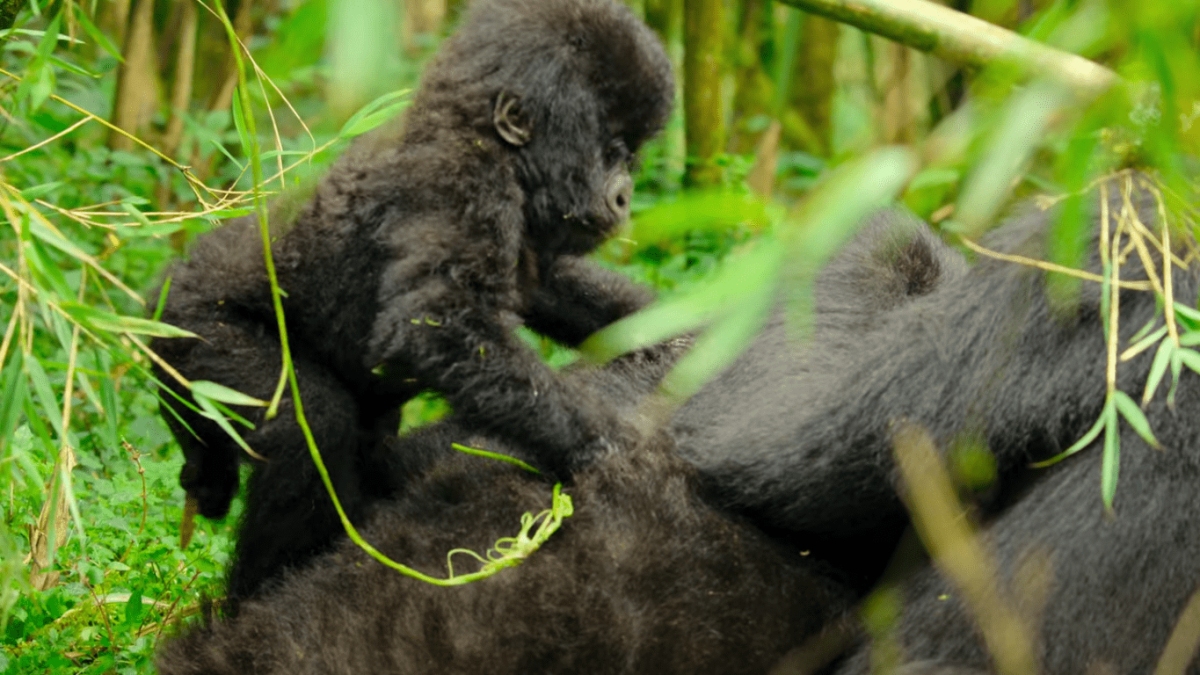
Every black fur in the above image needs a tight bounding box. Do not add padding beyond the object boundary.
[156,209,960,675]
[675,176,1200,673]
[151,0,673,602]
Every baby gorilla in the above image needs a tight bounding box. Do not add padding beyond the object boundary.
[151,0,673,599]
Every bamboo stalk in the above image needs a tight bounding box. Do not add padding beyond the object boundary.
[775,0,1119,99]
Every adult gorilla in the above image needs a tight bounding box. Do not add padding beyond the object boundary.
[677,174,1200,674]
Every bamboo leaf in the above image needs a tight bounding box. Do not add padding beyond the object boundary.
[192,393,260,459]
[1101,401,1119,513]
[190,380,268,408]
[338,89,412,139]
[58,302,196,338]
[1176,348,1200,376]
[1143,339,1173,405]
[581,241,782,362]
[1122,324,1166,361]
[1112,390,1160,449]
[1030,406,1106,468]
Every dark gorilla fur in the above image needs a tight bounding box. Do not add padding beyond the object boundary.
[156,210,962,675]
[150,0,672,602]
[156,398,852,675]
[157,175,1200,674]
[674,176,1200,674]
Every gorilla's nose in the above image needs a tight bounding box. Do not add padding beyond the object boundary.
[608,174,633,222]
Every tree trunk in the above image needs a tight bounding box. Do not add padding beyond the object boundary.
[108,0,160,151]
[683,0,725,187]
[790,12,839,155]
[162,1,199,161]
[879,42,912,143]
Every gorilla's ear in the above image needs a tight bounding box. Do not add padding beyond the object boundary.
[494,92,533,146]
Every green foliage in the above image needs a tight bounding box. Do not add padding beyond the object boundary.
[2,0,1199,671]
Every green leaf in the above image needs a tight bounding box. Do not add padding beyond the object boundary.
[1176,348,1200,376]
[1031,405,1106,468]
[1101,400,1119,513]
[338,89,412,139]
[19,181,64,200]
[152,277,172,322]
[581,240,783,362]
[58,302,196,338]
[1174,301,1200,324]
[36,14,62,60]
[0,354,28,448]
[630,191,772,243]
[1168,349,1183,408]
[23,236,73,300]
[192,393,258,458]
[660,283,774,401]
[1143,338,1173,405]
[1112,390,1160,448]
[74,9,123,61]
[954,82,1069,237]
[124,590,143,627]
[190,380,267,408]
[1125,324,1167,358]
[784,146,918,264]
[24,356,63,440]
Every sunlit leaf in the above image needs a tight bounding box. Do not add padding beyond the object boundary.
[191,380,268,408]
[59,302,195,338]
[338,89,412,139]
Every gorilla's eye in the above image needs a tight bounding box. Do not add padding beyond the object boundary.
[605,139,629,166]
